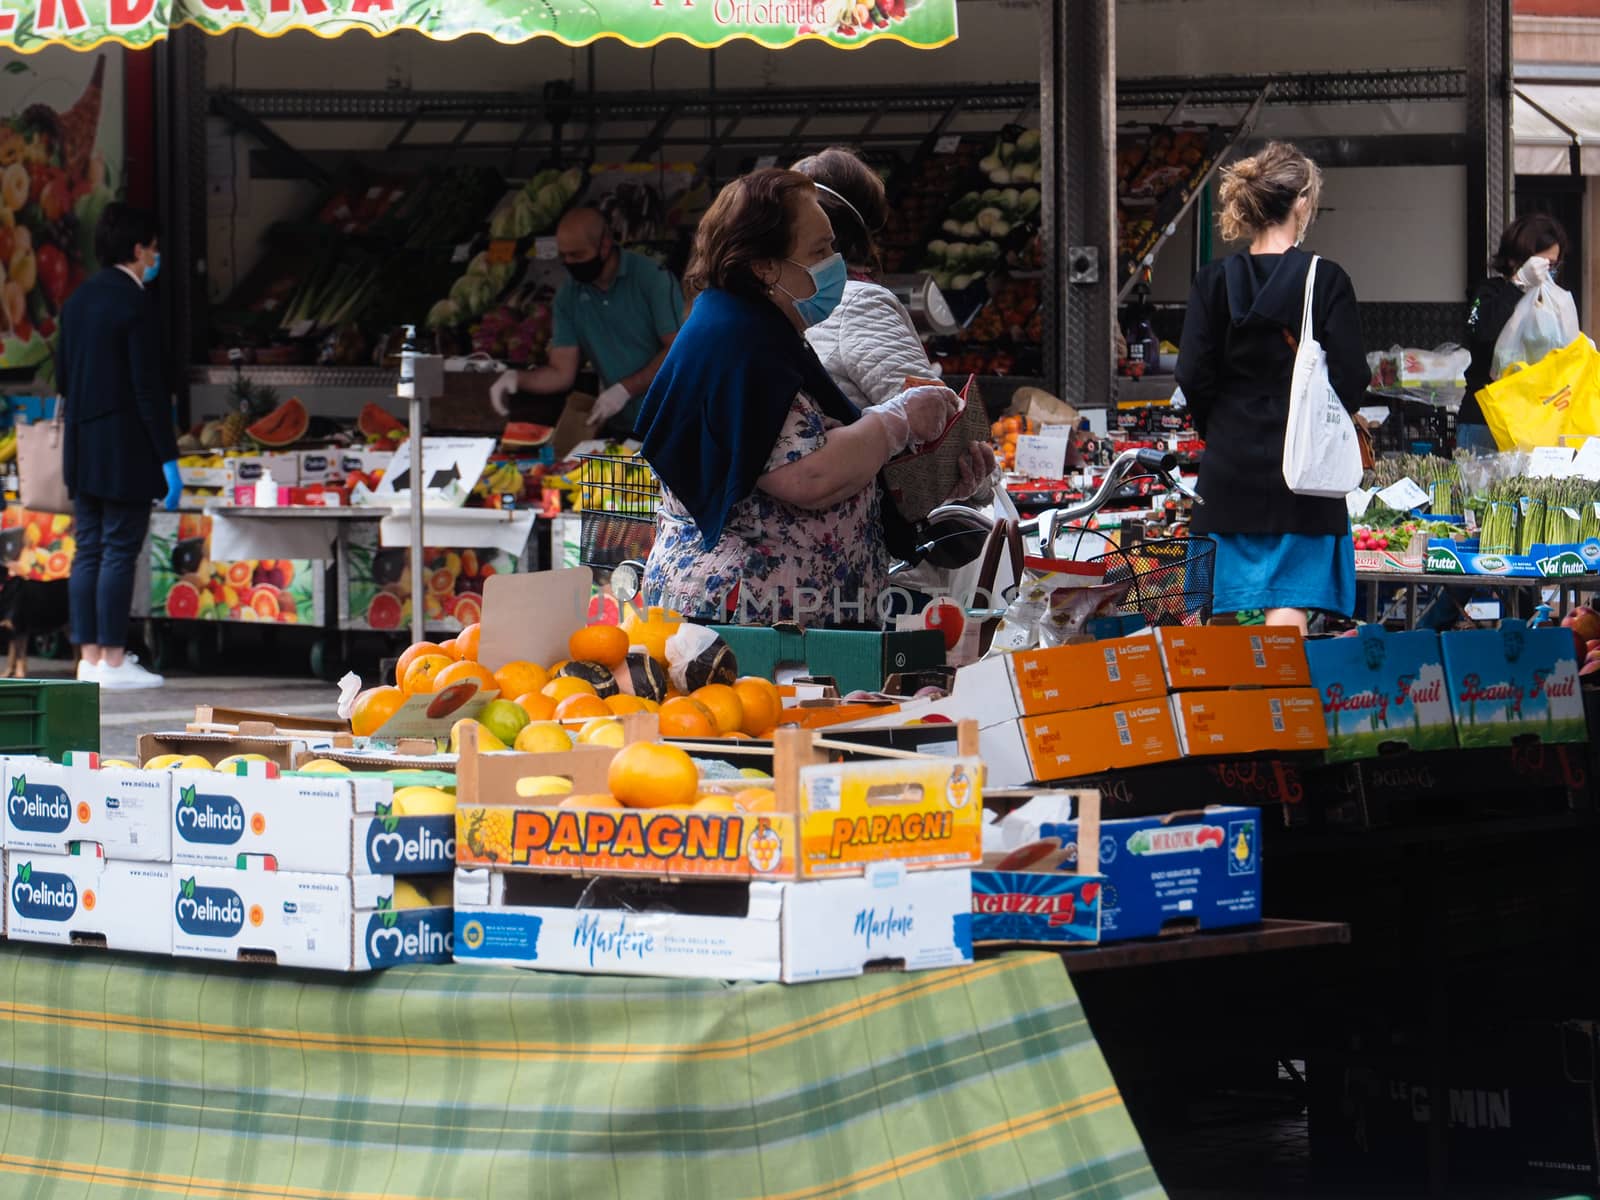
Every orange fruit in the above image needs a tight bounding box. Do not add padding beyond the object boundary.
[434,660,497,693]
[394,642,446,687]
[546,659,570,677]
[569,624,630,668]
[734,786,778,813]
[733,677,782,737]
[351,685,406,736]
[658,696,717,739]
[664,689,686,702]
[560,792,622,809]
[402,653,453,694]
[456,622,482,662]
[513,692,558,722]
[724,732,752,740]
[542,676,598,702]
[495,660,549,698]
[692,684,744,735]
[555,693,610,722]
[640,698,661,713]
[608,742,699,809]
[604,694,651,716]
[693,794,738,813]
[440,637,462,660]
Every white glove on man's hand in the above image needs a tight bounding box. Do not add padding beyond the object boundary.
[587,383,631,428]
[488,371,520,416]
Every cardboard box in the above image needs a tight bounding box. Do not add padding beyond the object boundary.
[227,453,301,489]
[933,637,1167,722]
[972,789,1104,946]
[177,453,229,488]
[171,867,454,970]
[451,862,973,982]
[1440,621,1587,748]
[710,625,947,698]
[169,761,450,876]
[1426,537,1600,579]
[1169,688,1330,756]
[979,700,1183,785]
[1153,626,1311,690]
[453,722,983,881]
[137,730,332,772]
[340,448,394,477]
[5,851,173,954]
[1039,806,1261,941]
[1305,628,1457,762]
[297,449,340,484]
[3,755,172,860]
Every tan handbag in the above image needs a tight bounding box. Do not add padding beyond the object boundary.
[16,397,71,514]
[881,375,990,523]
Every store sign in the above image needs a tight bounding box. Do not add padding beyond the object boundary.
[0,0,956,54]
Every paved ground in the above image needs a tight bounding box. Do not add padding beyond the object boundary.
[25,660,344,760]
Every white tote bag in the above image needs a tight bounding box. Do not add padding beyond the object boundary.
[1282,255,1363,498]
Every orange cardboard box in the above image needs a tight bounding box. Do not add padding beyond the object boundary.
[1154,626,1311,691]
[1169,688,1329,756]
[1010,700,1183,782]
[1009,637,1168,715]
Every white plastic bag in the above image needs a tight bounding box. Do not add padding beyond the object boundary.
[1282,256,1364,498]
[1491,256,1581,380]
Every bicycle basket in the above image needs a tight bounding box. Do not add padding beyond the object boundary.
[1084,535,1215,627]
[578,454,660,569]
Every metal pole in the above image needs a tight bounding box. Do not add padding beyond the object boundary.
[409,394,425,646]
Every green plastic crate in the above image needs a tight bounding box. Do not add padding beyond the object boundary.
[0,679,99,760]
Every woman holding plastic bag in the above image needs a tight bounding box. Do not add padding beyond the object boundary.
[1175,142,1368,633]
[1459,213,1570,452]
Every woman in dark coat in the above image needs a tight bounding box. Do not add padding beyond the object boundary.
[1176,142,1369,632]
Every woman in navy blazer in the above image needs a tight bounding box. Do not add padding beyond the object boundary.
[56,202,180,690]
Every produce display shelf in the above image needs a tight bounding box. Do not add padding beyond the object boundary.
[1061,918,1350,974]
[189,364,399,388]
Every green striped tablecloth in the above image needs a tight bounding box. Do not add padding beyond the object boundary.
[0,946,1164,1199]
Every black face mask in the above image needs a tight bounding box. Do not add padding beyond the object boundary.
[565,248,609,284]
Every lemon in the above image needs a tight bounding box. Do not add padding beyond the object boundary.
[299,758,352,774]
[739,767,773,781]
[143,754,185,770]
[391,786,456,816]
[577,717,625,748]
[177,755,214,771]
[450,719,506,754]
[390,880,433,909]
[99,759,139,770]
[514,722,574,755]
[215,753,271,771]
[519,775,574,796]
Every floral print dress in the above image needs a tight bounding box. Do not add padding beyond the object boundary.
[643,391,889,625]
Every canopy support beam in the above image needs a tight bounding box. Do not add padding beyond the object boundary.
[210,92,330,185]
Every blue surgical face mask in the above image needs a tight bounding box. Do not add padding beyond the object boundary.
[777,252,846,327]
[142,252,161,285]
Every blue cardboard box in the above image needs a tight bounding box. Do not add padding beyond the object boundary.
[1439,620,1587,748]
[971,871,1104,945]
[1305,627,1457,762]
[1040,806,1261,942]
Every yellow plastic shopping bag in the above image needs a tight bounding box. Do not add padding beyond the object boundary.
[1478,334,1600,449]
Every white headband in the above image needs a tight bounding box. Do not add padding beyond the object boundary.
[812,182,871,235]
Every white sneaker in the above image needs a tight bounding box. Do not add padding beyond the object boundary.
[96,655,165,691]
[76,659,102,683]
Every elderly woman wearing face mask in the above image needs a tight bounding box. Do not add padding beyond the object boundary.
[636,169,961,627]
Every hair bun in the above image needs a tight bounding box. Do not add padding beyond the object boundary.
[1230,157,1262,182]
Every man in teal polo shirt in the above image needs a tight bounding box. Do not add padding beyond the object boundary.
[490,207,684,438]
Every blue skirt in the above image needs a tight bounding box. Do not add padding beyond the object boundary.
[1210,531,1355,616]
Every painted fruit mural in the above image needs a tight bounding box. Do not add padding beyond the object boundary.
[340,523,518,634]
[149,513,321,625]
[0,506,74,581]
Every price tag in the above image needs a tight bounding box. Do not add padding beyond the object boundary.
[486,239,517,265]
[451,242,471,263]
[1569,437,1600,480]
[1528,445,1575,479]
[1346,488,1376,519]
[1014,434,1068,480]
[1563,506,1582,521]
[1040,423,1076,439]
[534,237,559,262]
[934,134,962,154]
[1377,477,1430,512]
[754,155,778,169]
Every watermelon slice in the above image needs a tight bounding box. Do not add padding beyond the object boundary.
[359,402,407,443]
[247,397,310,448]
[501,422,552,449]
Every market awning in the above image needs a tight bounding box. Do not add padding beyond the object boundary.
[0,0,956,54]
[1513,83,1600,175]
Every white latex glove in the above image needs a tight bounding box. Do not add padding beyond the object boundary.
[864,385,958,457]
[587,383,631,428]
[489,370,520,416]
[948,441,999,502]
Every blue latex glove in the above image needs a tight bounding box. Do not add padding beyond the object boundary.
[162,460,183,511]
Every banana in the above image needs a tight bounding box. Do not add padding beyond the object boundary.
[0,430,18,464]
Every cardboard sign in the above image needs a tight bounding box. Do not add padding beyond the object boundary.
[1528,445,1576,479]
[1013,434,1069,480]
[370,438,496,507]
[1377,477,1430,512]
[1570,437,1600,481]
[477,568,593,672]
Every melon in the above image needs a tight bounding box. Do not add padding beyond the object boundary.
[501,422,552,449]
[247,397,310,448]
[359,402,406,443]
